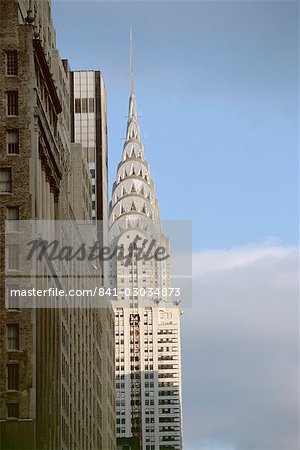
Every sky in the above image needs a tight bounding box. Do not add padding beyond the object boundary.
[52,0,298,251]
[52,1,299,449]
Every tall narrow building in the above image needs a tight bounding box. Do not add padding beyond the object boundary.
[109,34,183,450]
[71,70,108,248]
[0,2,115,449]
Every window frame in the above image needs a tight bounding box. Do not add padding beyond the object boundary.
[5,51,18,77]
[6,129,19,155]
[6,91,18,116]
[6,206,19,231]
[7,363,19,391]
[0,168,12,193]
[7,324,20,351]
[7,244,20,270]
[7,284,20,310]
[6,402,19,419]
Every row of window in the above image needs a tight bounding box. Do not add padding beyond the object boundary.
[158,373,178,379]
[159,408,179,414]
[158,390,179,397]
[158,355,178,361]
[75,97,95,114]
[159,399,179,405]
[158,382,179,388]
[158,329,178,335]
[159,417,180,423]
[116,372,155,381]
[158,364,179,370]
[158,338,178,344]
[158,347,178,352]
[159,446,180,450]
[160,436,180,442]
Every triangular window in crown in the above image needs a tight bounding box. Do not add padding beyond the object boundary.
[131,184,136,193]
[142,204,146,214]
[140,185,144,196]
[130,126,135,138]
[121,205,125,214]
[139,167,143,177]
[122,186,127,196]
[130,201,136,211]
[131,165,136,176]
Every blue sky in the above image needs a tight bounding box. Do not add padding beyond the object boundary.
[52,3,299,449]
[52,0,298,251]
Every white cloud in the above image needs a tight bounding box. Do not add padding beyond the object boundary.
[192,241,296,276]
[182,241,299,450]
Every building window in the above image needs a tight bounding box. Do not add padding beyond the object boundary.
[7,244,19,270]
[7,284,20,310]
[6,206,19,231]
[7,364,19,390]
[89,98,94,112]
[6,51,18,76]
[88,147,95,163]
[7,402,19,419]
[81,98,88,113]
[6,91,18,116]
[0,168,12,192]
[7,324,19,350]
[7,129,19,154]
[75,98,81,113]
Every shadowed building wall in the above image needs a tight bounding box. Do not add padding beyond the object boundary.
[0,1,115,449]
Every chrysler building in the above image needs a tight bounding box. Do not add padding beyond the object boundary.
[109,33,183,450]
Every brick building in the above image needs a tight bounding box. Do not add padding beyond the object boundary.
[0,1,115,448]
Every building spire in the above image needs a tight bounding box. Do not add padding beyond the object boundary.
[130,29,134,96]
[109,30,163,239]
[128,29,138,120]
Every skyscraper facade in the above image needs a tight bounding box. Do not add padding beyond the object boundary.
[109,36,183,450]
[71,70,108,246]
[0,1,115,449]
